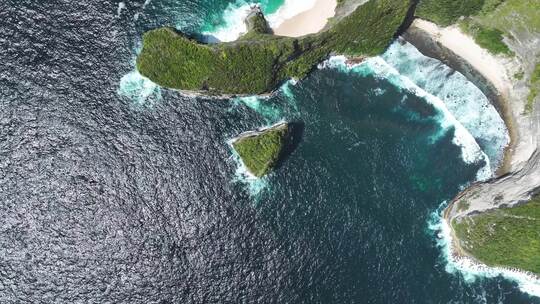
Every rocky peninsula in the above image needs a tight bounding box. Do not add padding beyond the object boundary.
[136,0,413,95]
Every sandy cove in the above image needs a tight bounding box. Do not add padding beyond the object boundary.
[409,19,540,175]
[405,19,540,262]
[272,0,337,37]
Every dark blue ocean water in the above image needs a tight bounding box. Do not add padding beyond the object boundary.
[0,0,537,303]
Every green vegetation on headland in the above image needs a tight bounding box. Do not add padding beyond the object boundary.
[453,197,540,275]
[136,0,413,95]
[472,0,540,34]
[417,0,512,55]
[416,0,485,26]
[232,123,290,177]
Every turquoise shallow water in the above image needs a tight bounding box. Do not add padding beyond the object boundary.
[199,0,285,33]
[1,0,538,303]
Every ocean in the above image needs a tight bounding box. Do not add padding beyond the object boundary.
[0,0,538,303]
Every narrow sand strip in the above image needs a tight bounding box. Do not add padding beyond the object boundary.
[413,18,540,179]
[272,0,337,37]
[413,19,511,96]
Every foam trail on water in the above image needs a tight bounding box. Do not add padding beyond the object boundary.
[320,55,492,181]
[118,70,161,105]
[202,2,254,42]
[230,80,298,123]
[382,41,509,170]
[281,82,294,100]
[118,0,162,104]
[428,203,540,298]
[117,2,126,17]
[232,95,283,123]
[202,0,316,42]
[228,144,269,197]
[279,79,299,110]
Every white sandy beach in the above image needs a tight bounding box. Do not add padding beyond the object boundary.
[413,19,512,96]
[412,19,540,171]
[410,19,534,213]
[272,0,337,37]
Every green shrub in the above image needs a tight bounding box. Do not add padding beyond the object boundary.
[416,0,485,26]
[136,0,412,95]
[474,27,511,55]
[232,124,289,177]
[453,196,540,275]
[481,0,505,13]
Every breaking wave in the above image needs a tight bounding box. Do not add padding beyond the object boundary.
[319,55,493,181]
[382,41,509,170]
[118,70,161,105]
[201,0,316,42]
[228,141,270,198]
[428,203,540,299]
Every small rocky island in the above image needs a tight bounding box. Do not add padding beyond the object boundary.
[136,0,412,95]
[232,122,290,178]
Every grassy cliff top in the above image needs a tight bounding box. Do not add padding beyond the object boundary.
[416,0,485,26]
[417,0,540,111]
[232,123,290,178]
[453,197,540,275]
[136,0,413,95]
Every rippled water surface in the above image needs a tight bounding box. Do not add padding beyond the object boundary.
[0,0,537,303]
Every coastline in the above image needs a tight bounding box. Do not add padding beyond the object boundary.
[405,18,540,286]
[228,120,288,144]
[272,0,337,37]
[403,19,517,175]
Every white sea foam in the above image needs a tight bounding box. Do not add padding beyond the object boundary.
[382,41,509,170]
[117,2,126,17]
[429,204,540,298]
[232,95,283,123]
[279,79,299,110]
[229,146,269,197]
[202,2,254,42]
[372,42,537,297]
[320,55,492,181]
[227,124,285,198]
[265,0,317,29]
[230,80,298,123]
[118,70,161,105]
[202,0,317,42]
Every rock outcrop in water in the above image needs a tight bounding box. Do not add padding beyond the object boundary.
[244,5,272,35]
[232,122,290,178]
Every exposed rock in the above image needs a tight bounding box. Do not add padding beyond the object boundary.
[244,5,272,35]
